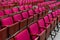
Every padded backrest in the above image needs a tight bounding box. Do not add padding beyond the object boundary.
[4,9,13,15]
[28,10,34,16]
[38,19,45,27]
[38,3,41,7]
[0,11,4,17]
[52,12,56,17]
[12,7,19,13]
[29,23,39,34]
[25,5,29,10]
[44,16,49,23]
[29,5,32,9]
[49,5,54,9]
[34,8,39,13]
[19,0,23,5]
[29,23,39,39]
[48,14,53,21]
[2,17,13,26]
[42,7,46,11]
[15,29,31,40]
[13,14,22,22]
[19,6,25,11]
[39,7,43,12]
[22,12,29,19]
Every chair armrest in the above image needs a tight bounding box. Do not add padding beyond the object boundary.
[31,34,40,37]
[40,27,46,29]
[8,22,19,27]
[2,22,19,27]
[46,22,51,24]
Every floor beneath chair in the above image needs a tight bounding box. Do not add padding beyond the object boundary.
[47,24,60,40]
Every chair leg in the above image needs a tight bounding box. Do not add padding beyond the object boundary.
[50,29,56,40]
[56,23,59,32]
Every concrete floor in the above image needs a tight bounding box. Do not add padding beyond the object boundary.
[47,24,60,40]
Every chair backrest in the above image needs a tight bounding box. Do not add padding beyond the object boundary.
[13,14,23,22]
[12,7,19,13]
[42,7,46,11]
[34,8,40,13]
[44,16,49,23]
[0,11,4,17]
[18,0,23,5]
[28,10,34,16]
[19,6,25,11]
[37,3,41,7]
[52,12,56,17]
[48,14,53,22]
[29,4,33,9]
[22,12,29,19]
[38,19,45,27]
[4,9,13,15]
[1,17,13,26]
[15,29,31,40]
[39,7,43,12]
[29,23,39,39]
[25,5,29,10]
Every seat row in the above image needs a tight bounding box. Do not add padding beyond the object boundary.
[9,9,60,40]
[0,2,58,18]
[0,1,60,40]
[0,7,48,40]
[0,1,56,10]
[0,5,47,19]
[0,5,60,40]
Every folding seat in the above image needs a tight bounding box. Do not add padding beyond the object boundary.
[1,2,7,7]
[24,5,29,10]
[28,23,46,40]
[38,19,51,39]
[23,0,26,5]
[0,10,5,17]
[38,0,44,3]
[0,16,19,36]
[56,10,60,23]
[33,0,37,5]
[13,13,27,29]
[4,9,13,15]
[42,7,47,16]
[22,11,33,24]
[44,15,57,38]
[12,7,19,13]
[19,5,25,11]
[34,7,44,19]
[18,0,23,6]
[37,3,41,7]
[28,9,38,22]
[34,8,40,19]
[27,0,31,4]
[52,11,60,32]
[49,4,56,11]
[29,4,33,9]
[8,3,15,8]
[38,7,44,18]
[14,29,32,40]
[0,27,7,40]
[48,14,56,31]
[51,12,58,25]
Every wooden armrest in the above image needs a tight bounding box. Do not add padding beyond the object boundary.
[40,27,46,29]
[31,34,40,37]
[2,22,19,27]
[46,22,51,24]
[8,22,19,27]
[20,19,28,22]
